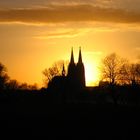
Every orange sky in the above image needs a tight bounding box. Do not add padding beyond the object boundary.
[0,0,140,87]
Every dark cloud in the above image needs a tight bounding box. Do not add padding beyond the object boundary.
[0,5,140,24]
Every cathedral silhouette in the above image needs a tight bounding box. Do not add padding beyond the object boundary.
[67,47,85,88]
[48,47,86,93]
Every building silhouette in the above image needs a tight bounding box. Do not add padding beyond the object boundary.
[48,47,85,95]
[67,47,85,89]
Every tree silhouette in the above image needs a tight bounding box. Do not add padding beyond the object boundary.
[0,62,9,90]
[101,53,126,85]
[119,63,140,85]
[5,79,38,90]
[6,79,19,90]
[43,60,68,87]
[28,83,38,90]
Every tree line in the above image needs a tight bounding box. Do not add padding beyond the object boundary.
[43,53,140,87]
[1,52,140,90]
[0,63,38,90]
[100,53,140,86]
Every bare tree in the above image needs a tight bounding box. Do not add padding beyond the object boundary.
[43,60,68,87]
[6,79,19,90]
[135,63,140,84]
[28,83,38,90]
[101,53,126,85]
[0,62,9,90]
[19,83,29,90]
[119,63,140,85]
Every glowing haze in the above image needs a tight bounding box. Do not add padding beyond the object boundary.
[0,0,140,87]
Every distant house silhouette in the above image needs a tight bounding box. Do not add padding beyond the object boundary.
[48,47,86,94]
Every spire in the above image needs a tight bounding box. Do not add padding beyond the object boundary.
[70,47,74,64]
[62,63,65,76]
[78,47,82,63]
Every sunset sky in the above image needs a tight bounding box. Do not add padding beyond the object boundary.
[0,0,140,87]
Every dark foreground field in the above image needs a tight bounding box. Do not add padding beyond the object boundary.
[0,91,140,139]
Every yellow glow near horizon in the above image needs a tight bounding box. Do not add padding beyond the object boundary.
[1,20,139,88]
[85,61,100,87]
[82,51,102,87]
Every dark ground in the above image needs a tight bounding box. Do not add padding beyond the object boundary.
[0,90,140,139]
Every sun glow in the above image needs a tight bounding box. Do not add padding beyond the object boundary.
[85,61,100,87]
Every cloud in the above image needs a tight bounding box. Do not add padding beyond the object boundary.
[0,5,140,24]
[35,31,80,39]
[0,0,140,13]
[34,28,90,39]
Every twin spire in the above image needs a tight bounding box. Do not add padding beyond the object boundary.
[78,47,82,64]
[70,47,83,64]
[70,48,75,64]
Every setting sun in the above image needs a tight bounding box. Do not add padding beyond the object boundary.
[83,51,101,87]
[85,62,100,87]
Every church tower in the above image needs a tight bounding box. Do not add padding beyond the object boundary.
[76,47,85,88]
[67,47,85,89]
[62,63,66,77]
[67,48,76,78]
